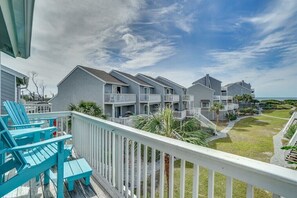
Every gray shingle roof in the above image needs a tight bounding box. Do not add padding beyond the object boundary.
[113,70,152,87]
[79,66,127,85]
[137,74,171,88]
[156,76,186,89]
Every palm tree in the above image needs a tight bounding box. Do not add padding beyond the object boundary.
[68,101,106,119]
[135,108,208,197]
[210,102,224,125]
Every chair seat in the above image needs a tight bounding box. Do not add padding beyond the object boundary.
[23,143,72,166]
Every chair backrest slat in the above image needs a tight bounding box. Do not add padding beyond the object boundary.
[3,101,22,125]
[0,117,27,167]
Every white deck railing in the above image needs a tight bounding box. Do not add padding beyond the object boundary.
[104,93,136,104]
[28,111,297,198]
[224,103,239,111]
[182,95,194,101]
[108,117,134,127]
[139,94,161,103]
[173,110,187,120]
[24,103,52,113]
[286,112,297,146]
[213,95,233,101]
[164,94,179,102]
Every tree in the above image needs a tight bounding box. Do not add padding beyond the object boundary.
[135,108,208,196]
[210,102,224,125]
[68,101,106,119]
[26,71,47,101]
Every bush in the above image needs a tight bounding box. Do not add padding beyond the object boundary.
[182,118,201,132]
[226,112,237,121]
[285,124,297,139]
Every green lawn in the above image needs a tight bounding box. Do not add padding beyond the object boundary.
[168,110,290,198]
[262,109,292,118]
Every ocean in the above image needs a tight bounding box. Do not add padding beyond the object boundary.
[256,97,297,101]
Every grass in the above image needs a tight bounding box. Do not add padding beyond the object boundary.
[262,109,292,118]
[167,110,290,198]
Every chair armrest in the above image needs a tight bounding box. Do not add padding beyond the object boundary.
[11,123,43,128]
[11,127,57,138]
[3,135,72,153]
[29,117,57,121]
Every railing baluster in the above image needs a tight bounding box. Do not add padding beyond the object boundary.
[136,142,141,198]
[246,184,254,198]
[101,128,104,175]
[169,155,174,198]
[226,176,233,198]
[112,132,116,187]
[125,138,129,198]
[105,129,108,178]
[98,127,102,174]
[121,137,124,195]
[159,152,165,198]
[96,126,99,172]
[108,131,112,183]
[143,145,148,198]
[192,164,199,198]
[208,170,215,198]
[180,159,186,198]
[131,141,135,197]
[151,148,156,198]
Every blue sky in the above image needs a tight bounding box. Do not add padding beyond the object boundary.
[2,0,297,97]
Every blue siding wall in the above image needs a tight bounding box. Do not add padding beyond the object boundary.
[1,70,15,113]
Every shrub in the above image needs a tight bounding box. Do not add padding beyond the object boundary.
[285,124,297,139]
[182,118,201,132]
[69,101,106,119]
[226,112,237,121]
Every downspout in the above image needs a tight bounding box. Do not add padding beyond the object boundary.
[17,76,29,102]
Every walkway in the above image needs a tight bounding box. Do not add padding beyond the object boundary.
[206,116,252,142]
[270,127,287,167]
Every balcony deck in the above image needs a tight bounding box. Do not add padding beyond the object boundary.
[4,111,297,198]
[4,172,110,198]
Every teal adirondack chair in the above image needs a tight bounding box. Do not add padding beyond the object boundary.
[0,117,72,197]
[3,101,56,129]
[3,101,44,129]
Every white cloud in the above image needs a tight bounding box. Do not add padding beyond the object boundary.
[2,0,183,94]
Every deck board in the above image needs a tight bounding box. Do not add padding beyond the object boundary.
[4,173,110,197]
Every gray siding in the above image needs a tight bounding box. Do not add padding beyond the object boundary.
[187,83,214,108]
[136,75,166,108]
[51,67,105,111]
[227,84,252,96]
[156,77,186,110]
[196,75,221,95]
[1,71,15,113]
[110,71,141,113]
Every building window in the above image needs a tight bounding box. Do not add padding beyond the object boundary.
[201,102,210,108]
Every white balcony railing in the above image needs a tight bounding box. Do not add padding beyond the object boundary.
[182,95,194,101]
[164,94,179,102]
[24,103,52,113]
[139,94,161,103]
[27,111,297,198]
[213,95,233,101]
[173,110,187,119]
[104,93,136,104]
[223,103,239,111]
[108,117,134,127]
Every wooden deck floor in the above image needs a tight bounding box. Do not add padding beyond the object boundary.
[4,171,111,198]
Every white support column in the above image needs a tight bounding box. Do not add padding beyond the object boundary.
[148,103,150,115]
[112,104,115,118]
